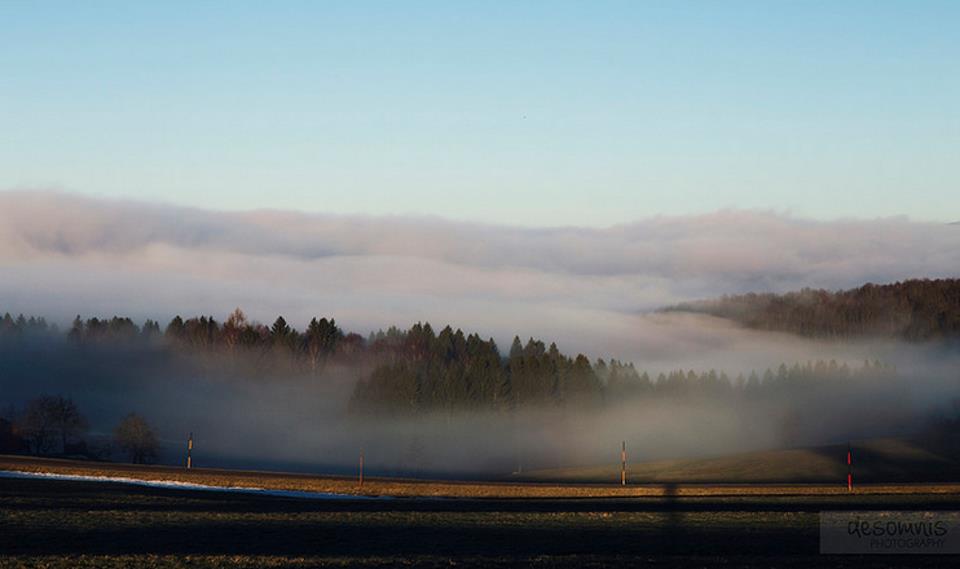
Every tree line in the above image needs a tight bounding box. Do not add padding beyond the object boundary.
[665,278,960,340]
[0,308,355,375]
[0,395,159,464]
[350,323,896,413]
[1,307,899,414]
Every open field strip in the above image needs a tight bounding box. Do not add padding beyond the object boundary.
[3,455,959,499]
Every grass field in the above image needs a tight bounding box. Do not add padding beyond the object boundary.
[516,436,960,484]
[3,451,960,567]
[3,475,960,568]
[3,453,960,499]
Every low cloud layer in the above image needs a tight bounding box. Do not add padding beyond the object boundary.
[1,190,958,369]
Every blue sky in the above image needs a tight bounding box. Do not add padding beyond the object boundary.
[1,1,957,226]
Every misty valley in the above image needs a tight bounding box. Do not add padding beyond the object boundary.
[3,5,958,566]
[2,279,959,480]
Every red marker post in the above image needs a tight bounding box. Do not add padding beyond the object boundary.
[847,442,852,493]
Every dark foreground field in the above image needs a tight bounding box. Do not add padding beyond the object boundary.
[2,476,959,568]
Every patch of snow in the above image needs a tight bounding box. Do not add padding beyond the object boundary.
[0,469,380,500]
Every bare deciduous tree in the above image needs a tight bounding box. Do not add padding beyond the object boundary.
[113,413,159,464]
[20,395,87,455]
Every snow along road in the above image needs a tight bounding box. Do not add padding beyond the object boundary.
[0,469,382,500]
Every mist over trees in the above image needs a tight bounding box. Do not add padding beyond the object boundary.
[2,298,956,474]
[667,278,960,340]
[349,328,604,413]
[0,396,163,464]
[2,305,902,415]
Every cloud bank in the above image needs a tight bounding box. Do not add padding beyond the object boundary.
[1,190,958,369]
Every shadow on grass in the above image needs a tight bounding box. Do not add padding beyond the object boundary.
[808,439,960,485]
[2,477,959,557]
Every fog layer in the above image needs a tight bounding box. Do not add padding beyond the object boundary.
[2,191,959,367]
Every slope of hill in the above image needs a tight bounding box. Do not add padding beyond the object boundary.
[665,278,960,340]
[514,436,960,484]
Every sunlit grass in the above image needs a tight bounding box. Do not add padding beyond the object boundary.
[3,455,958,499]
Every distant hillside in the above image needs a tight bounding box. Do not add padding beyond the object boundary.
[514,436,960,484]
[666,278,960,341]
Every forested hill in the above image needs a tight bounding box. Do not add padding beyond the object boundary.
[1,309,899,417]
[665,278,960,341]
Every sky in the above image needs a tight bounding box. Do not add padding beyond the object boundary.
[1,1,958,226]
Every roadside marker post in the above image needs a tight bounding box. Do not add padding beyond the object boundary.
[359,450,364,490]
[847,443,853,492]
[620,441,627,486]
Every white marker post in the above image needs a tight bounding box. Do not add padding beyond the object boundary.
[359,450,364,490]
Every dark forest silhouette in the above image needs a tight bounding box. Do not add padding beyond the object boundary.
[666,278,960,340]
